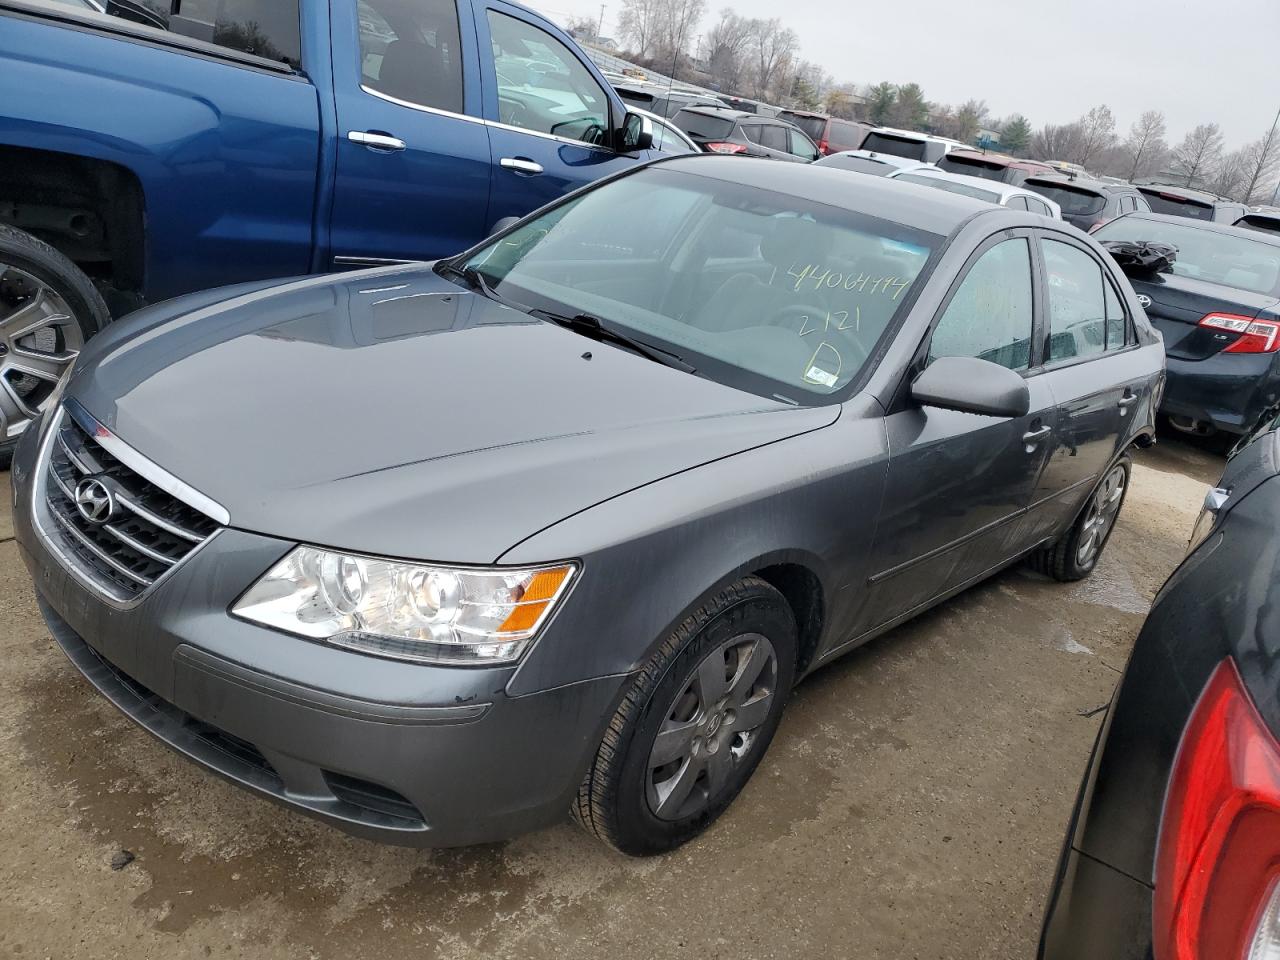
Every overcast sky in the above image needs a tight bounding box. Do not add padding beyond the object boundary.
[531,0,1280,148]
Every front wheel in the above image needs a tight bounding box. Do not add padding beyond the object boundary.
[1030,455,1131,582]
[573,577,797,856]
[0,224,109,459]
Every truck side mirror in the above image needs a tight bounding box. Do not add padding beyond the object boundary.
[620,112,654,152]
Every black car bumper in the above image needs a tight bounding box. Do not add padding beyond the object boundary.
[1162,350,1280,435]
[1039,848,1154,960]
[14,423,627,848]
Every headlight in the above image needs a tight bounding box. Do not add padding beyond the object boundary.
[232,546,576,665]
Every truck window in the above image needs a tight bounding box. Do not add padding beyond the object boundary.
[59,0,302,66]
[358,0,464,114]
[486,11,610,147]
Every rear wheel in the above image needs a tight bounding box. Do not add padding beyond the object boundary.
[1030,455,1131,582]
[573,577,797,856]
[0,224,108,460]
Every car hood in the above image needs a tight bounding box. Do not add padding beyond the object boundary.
[68,267,838,562]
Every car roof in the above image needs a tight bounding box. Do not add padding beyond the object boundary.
[657,155,998,235]
[824,150,928,169]
[1113,211,1280,247]
[893,166,1035,200]
[676,105,757,121]
[1024,175,1133,195]
[945,150,1051,170]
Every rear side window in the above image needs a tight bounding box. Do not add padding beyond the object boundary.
[1139,190,1215,220]
[929,238,1034,371]
[861,132,927,161]
[359,0,464,113]
[1024,182,1105,217]
[758,125,789,151]
[1006,196,1030,211]
[1026,197,1053,217]
[673,111,735,140]
[1042,239,1110,363]
[69,0,302,66]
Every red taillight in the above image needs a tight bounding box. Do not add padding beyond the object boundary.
[1153,659,1280,960]
[818,137,830,155]
[703,142,747,155]
[1198,313,1280,353]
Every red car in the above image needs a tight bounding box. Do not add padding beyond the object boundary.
[937,150,1056,185]
[775,110,871,156]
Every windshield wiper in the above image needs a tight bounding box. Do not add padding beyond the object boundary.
[439,262,520,309]
[532,309,696,373]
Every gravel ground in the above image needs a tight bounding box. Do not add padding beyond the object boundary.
[0,436,1222,960]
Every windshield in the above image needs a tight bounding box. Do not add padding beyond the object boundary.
[1095,218,1280,297]
[815,154,895,175]
[458,167,937,401]
[896,174,1001,204]
[860,133,927,161]
[780,113,826,142]
[1138,191,1215,220]
[1023,183,1105,216]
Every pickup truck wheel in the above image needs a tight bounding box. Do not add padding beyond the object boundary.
[0,224,108,462]
[572,577,797,855]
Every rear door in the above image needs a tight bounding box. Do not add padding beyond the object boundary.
[1022,233,1150,540]
[860,232,1057,630]
[329,0,494,265]
[475,3,644,223]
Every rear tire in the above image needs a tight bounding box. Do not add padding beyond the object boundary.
[0,224,109,464]
[572,577,797,856]
[1029,455,1131,582]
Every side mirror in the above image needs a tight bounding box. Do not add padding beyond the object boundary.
[488,216,521,238]
[620,111,654,152]
[911,356,1030,418]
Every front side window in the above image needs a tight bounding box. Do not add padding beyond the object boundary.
[358,0,464,113]
[487,11,609,145]
[1043,239,1109,363]
[929,238,1034,371]
[58,0,301,66]
[458,167,937,401]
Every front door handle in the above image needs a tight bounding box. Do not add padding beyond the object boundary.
[1118,389,1138,411]
[348,131,406,151]
[500,157,544,175]
[1022,424,1052,448]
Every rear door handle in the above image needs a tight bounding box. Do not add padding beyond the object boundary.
[1118,389,1138,410]
[348,131,406,151]
[500,157,544,175]
[1022,424,1052,445]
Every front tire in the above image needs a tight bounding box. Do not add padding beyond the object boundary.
[1030,455,1131,582]
[573,577,797,856]
[0,224,109,460]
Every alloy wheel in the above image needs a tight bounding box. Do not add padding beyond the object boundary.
[0,265,82,441]
[646,632,778,822]
[1076,464,1127,568]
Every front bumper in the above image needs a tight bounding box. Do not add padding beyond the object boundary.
[14,423,626,848]
[1162,350,1280,435]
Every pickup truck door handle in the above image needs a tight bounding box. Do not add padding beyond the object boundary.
[1022,424,1052,446]
[348,131,406,151]
[500,157,544,175]
[1118,389,1138,410]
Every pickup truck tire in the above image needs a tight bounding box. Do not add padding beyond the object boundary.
[0,224,108,464]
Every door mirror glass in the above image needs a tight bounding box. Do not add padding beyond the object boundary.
[911,356,1031,418]
[621,112,654,152]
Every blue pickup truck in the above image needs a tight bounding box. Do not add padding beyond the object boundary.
[0,0,668,452]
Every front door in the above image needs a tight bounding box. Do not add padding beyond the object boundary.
[329,0,493,266]
[476,3,646,226]
[859,234,1055,631]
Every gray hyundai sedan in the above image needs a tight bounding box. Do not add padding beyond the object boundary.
[13,157,1164,856]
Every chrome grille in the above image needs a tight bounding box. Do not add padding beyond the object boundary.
[37,404,221,602]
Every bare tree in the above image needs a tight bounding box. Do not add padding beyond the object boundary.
[1238,108,1280,204]
[1171,123,1225,188]
[751,18,797,101]
[704,9,753,92]
[649,0,706,74]
[1031,122,1084,162]
[564,15,600,42]
[952,99,988,144]
[1207,149,1250,199]
[1121,110,1168,181]
[616,0,660,58]
[1074,105,1117,168]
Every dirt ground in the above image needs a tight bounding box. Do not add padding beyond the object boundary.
[0,435,1224,960]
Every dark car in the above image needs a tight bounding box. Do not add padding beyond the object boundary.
[13,157,1162,857]
[814,150,930,177]
[775,110,871,155]
[1024,176,1152,232]
[1095,213,1280,437]
[937,150,1057,185]
[1237,210,1280,236]
[1039,412,1280,960]
[670,106,820,161]
[1135,184,1250,223]
[613,82,723,119]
